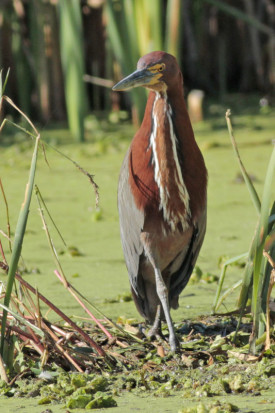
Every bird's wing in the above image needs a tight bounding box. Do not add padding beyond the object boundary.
[118,147,145,296]
[169,207,207,301]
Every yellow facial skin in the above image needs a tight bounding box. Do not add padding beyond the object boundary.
[147,63,166,91]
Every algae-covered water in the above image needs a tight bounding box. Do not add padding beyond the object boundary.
[1,388,275,413]
[1,97,275,412]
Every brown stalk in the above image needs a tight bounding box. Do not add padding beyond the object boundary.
[0,261,106,357]
[0,96,48,165]
[0,240,7,264]
[2,95,38,135]
[0,179,11,252]
[35,287,43,330]
[21,284,40,320]
[45,145,100,208]
[42,321,83,372]
[35,190,112,356]
[83,74,114,88]
[3,322,34,341]
[10,296,45,354]
[54,270,113,340]
[29,340,44,357]
[8,369,31,387]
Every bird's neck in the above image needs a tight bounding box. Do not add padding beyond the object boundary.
[149,91,191,231]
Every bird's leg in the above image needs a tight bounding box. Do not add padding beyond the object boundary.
[154,267,178,352]
[148,304,162,338]
[140,234,178,351]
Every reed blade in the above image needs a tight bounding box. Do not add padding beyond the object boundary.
[58,0,88,142]
[105,0,147,123]
[250,144,275,352]
[0,136,40,355]
[225,109,261,215]
[0,68,10,99]
[165,0,182,59]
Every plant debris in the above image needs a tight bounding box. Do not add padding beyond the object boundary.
[0,298,275,409]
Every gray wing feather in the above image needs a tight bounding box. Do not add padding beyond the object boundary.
[169,207,207,299]
[118,148,144,295]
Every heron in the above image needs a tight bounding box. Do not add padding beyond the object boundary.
[113,51,207,351]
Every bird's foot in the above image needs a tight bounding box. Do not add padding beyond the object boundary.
[138,324,165,343]
[169,334,179,352]
[139,324,180,352]
[148,325,166,342]
[149,327,180,353]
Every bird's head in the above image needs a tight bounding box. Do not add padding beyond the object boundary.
[112,51,182,93]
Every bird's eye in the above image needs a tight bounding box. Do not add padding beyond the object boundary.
[158,64,165,72]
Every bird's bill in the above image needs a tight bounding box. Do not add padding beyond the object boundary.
[112,68,161,91]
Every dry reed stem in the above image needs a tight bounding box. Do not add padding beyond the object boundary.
[83,74,114,88]
[35,189,112,341]
[1,95,38,135]
[8,369,31,387]
[0,93,106,371]
[42,321,83,372]
[29,340,44,357]
[10,296,45,353]
[35,287,43,331]
[45,144,100,209]
[0,231,12,244]
[50,324,69,338]
[0,240,7,265]
[0,262,106,357]
[54,270,113,340]
[3,322,34,341]
[22,285,40,320]
[34,207,110,353]
[0,179,11,252]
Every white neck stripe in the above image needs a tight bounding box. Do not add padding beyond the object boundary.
[149,93,190,231]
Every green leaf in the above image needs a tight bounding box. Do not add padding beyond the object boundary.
[0,303,44,338]
[251,145,275,351]
[212,252,248,313]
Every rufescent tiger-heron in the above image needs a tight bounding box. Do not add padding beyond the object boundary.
[113,51,207,351]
